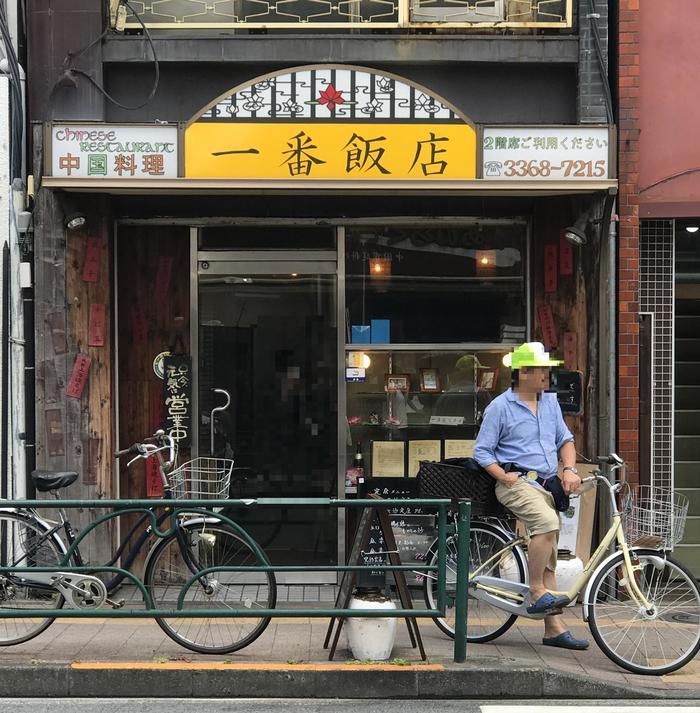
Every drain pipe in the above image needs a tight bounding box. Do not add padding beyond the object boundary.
[1,244,8,500]
[608,196,617,460]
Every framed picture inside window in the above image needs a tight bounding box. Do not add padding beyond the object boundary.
[385,374,410,392]
[479,368,499,392]
[419,368,441,393]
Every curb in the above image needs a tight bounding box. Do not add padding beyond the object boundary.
[0,661,691,699]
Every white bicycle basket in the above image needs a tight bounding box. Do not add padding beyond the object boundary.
[167,457,234,500]
[622,485,689,550]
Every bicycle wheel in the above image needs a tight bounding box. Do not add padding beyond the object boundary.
[0,512,65,645]
[145,520,276,654]
[588,549,700,675]
[424,521,527,643]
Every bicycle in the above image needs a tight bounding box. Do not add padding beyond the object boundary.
[0,430,276,655]
[421,454,700,675]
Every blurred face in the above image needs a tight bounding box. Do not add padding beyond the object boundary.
[518,366,550,393]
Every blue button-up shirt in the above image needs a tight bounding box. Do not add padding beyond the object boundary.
[473,388,574,479]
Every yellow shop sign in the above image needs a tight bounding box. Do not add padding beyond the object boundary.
[186,122,476,180]
[184,65,477,181]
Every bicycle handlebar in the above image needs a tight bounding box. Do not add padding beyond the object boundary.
[114,430,176,470]
[114,444,142,459]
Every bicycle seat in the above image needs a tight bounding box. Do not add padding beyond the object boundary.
[31,470,79,492]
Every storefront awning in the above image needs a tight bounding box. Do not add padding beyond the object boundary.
[43,177,617,196]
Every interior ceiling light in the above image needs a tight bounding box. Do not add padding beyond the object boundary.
[685,225,699,233]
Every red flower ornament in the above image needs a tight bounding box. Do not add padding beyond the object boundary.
[318,84,345,111]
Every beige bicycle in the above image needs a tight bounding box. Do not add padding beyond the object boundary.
[423,454,700,675]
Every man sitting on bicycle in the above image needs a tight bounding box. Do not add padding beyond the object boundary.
[473,341,589,651]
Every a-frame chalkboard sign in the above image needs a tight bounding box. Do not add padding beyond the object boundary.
[323,495,426,661]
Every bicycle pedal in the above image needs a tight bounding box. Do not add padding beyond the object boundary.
[107,598,125,609]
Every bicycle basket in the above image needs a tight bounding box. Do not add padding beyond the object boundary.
[417,458,505,515]
[622,485,689,550]
[166,457,234,500]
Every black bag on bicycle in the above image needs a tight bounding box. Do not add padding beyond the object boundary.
[417,457,506,516]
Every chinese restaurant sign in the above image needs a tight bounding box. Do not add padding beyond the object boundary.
[184,67,477,180]
[482,126,611,180]
[51,124,178,178]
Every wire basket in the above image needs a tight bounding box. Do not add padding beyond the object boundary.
[622,485,689,550]
[167,457,234,500]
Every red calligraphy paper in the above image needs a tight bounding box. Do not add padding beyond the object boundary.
[537,303,557,350]
[46,312,68,354]
[66,353,91,399]
[45,408,65,456]
[544,244,558,293]
[88,303,106,347]
[146,456,164,497]
[154,255,174,306]
[559,232,574,276]
[131,305,148,345]
[82,237,103,283]
[563,331,577,369]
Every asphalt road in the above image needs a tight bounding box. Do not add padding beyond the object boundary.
[0,701,698,713]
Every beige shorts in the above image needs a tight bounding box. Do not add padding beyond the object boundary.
[495,478,560,572]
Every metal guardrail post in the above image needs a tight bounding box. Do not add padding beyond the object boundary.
[453,498,470,663]
[436,502,446,613]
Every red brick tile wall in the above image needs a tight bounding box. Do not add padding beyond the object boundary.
[618,1,640,483]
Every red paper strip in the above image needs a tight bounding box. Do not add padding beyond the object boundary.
[84,437,100,486]
[559,233,573,276]
[563,331,577,369]
[146,456,164,497]
[544,244,558,293]
[131,305,148,345]
[45,408,65,457]
[66,353,92,399]
[46,312,68,355]
[154,255,174,306]
[537,303,557,350]
[88,303,106,347]
[82,237,102,283]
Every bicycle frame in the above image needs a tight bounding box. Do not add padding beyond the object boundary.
[470,462,656,618]
[0,434,209,601]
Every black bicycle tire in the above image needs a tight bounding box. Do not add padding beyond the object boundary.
[0,511,66,645]
[423,521,526,643]
[144,521,277,655]
[587,548,700,675]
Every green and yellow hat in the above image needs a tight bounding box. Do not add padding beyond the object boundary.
[502,342,563,369]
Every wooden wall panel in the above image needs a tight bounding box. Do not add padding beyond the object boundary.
[34,187,115,566]
[116,226,190,571]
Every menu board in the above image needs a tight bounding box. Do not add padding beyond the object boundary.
[358,477,436,587]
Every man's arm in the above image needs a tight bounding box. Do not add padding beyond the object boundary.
[474,401,519,488]
[559,439,579,495]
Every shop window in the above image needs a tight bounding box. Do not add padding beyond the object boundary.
[345,224,526,344]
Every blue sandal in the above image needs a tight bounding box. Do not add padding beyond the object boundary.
[542,630,589,650]
[526,592,569,614]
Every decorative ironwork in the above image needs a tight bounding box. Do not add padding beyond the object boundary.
[197,68,462,123]
[123,0,572,29]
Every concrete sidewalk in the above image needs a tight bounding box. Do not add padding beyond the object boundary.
[1,602,699,699]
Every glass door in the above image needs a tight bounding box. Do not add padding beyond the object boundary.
[197,256,338,582]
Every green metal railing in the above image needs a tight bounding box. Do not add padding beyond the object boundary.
[0,497,470,662]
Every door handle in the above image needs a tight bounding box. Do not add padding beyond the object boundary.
[210,388,231,456]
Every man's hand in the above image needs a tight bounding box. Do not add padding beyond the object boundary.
[498,471,521,488]
[561,470,581,495]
